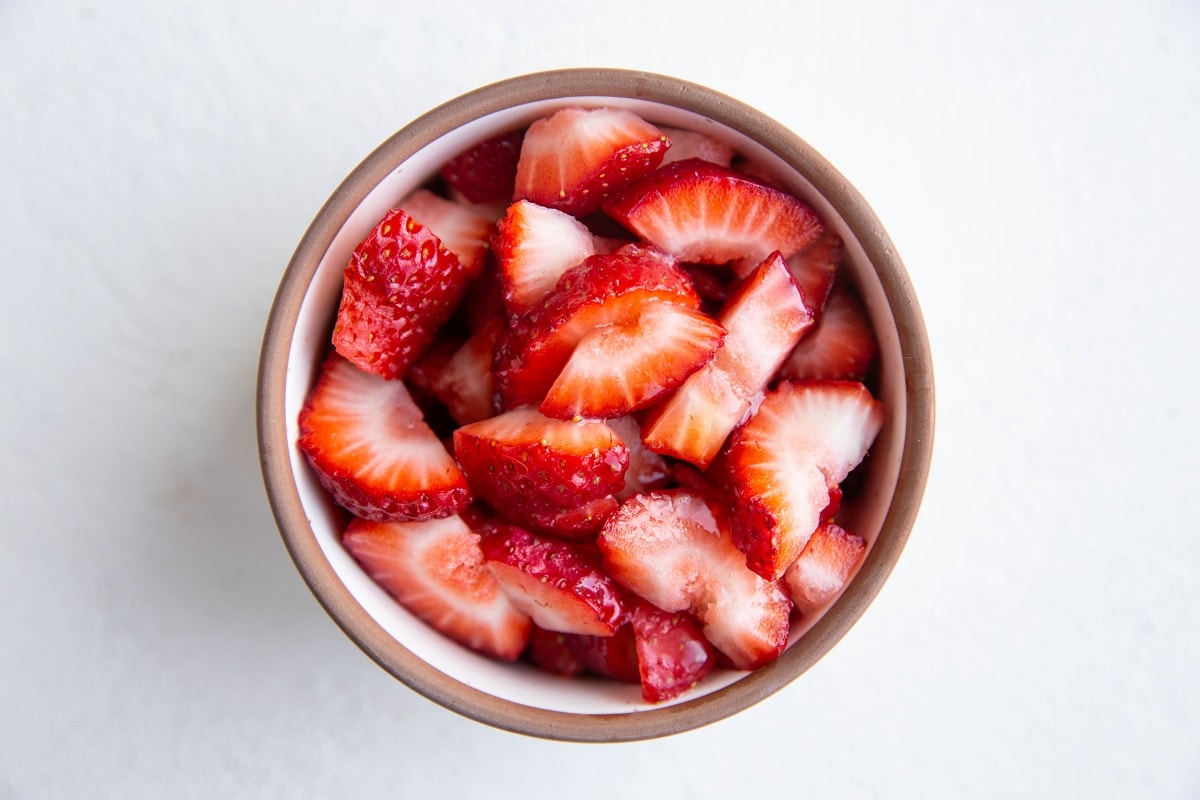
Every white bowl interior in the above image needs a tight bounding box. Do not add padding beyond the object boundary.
[284,97,906,714]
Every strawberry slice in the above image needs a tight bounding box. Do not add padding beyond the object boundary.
[725,381,883,580]
[658,126,735,167]
[331,209,469,379]
[514,106,670,217]
[783,521,867,616]
[564,625,641,683]
[641,252,813,467]
[479,524,626,636]
[602,158,823,266]
[598,490,791,670]
[786,229,842,312]
[452,406,629,530]
[439,128,524,204]
[493,200,598,319]
[398,189,494,279]
[342,515,531,660]
[426,313,504,424]
[540,302,726,420]
[607,416,669,501]
[526,626,586,677]
[492,244,700,410]
[780,283,878,381]
[298,353,470,522]
[629,598,718,703]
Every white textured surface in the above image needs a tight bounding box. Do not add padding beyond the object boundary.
[2,1,1198,797]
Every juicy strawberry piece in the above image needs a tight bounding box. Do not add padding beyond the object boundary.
[607,416,669,501]
[783,521,867,616]
[642,252,813,467]
[332,209,470,379]
[298,354,470,522]
[513,495,620,541]
[725,381,883,580]
[342,515,531,660]
[526,626,586,677]
[452,406,628,525]
[565,625,641,683]
[439,128,524,204]
[821,484,843,523]
[514,106,670,217]
[479,525,626,636]
[427,313,504,424]
[540,302,726,420]
[629,598,718,703]
[786,229,842,312]
[398,189,494,278]
[598,490,791,670]
[658,126,735,167]
[404,334,462,406]
[602,158,823,266]
[780,284,878,381]
[459,260,505,330]
[493,200,598,319]
[493,244,700,409]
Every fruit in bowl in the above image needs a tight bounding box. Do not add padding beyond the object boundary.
[257,69,934,741]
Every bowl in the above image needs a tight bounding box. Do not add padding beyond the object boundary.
[257,68,934,741]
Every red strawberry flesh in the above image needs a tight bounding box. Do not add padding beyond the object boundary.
[440,128,524,204]
[783,521,867,616]
[493,199,598,320]
[629,599,718,703]
[781,283,878,381]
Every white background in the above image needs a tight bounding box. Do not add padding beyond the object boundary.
[2,1,1198,797]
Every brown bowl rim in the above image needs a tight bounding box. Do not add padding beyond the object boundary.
[257,67,935,742]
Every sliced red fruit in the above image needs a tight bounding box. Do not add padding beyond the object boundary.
[493,200,597,319]
[783,521,867,616]
[520,495,621,541]
[427,313,504,424]
[540,302,726,420]
[298,353,470,522]
[452,406,629,524]
[821,484,843,523]
[629,598,718,703]
[786,229,843,312]
[526,626,586,677]
[641,252,813,467]
[658,126,735,167]
[683,263,733,311]
[598,490,791,670]
[492,243,699,409]
[479,524,626,636]
[513,106,670,217]
[565,625,641,684]
[439,128,524,204]
[607,416,669,502]
[602,158,823,266]
[398,189,494,279]
[342,515,531,660]
[725,380,883,581]
[331,209,470,379]
[780,283,878,381]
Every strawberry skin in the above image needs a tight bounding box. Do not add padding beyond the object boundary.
[781,283,878,381]
[332,209,469,380]
[603,158,823,266]
[493,200,598,320]
[563,625,641,684]
[629,599,717,703]
[479,524,626,636]
[439,128,524,204]
[539,301,726,420]
[658,126,735,167]
[342,515,531,660]
[298,353,470,522]
[398,189,494,279]
[514,106,670,217]
[783,521,867,616]
[607,415,669,501]
[725,381,883,581]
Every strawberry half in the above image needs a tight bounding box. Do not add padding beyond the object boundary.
[398,189,494,279]
[298,353,470,522]
[539,301,726,420]
[479,524,626,636]
[785,229,843,313]
[725,381,883,580]
[642,252,813,467]
[598,490,791,670]
[493,199,598,320]
[783,521,867,616]
[658,126,735,167]
[342,515,531,660]
[526,626,586,677]
[602,158,823,266]
[629,599,718,703]
[439,128,524,204]
[780,283,878,381]
[452,407,628,534]
[427,313,504,424]
[331,209,470,379]
[563,624,641,684]
[492,243,700,410]
[514,106,670,217]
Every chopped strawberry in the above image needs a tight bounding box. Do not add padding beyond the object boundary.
[519,495,621,541]
[493,200,598,319]
[786,229,843,313]
[439,128,524,204]
[629,598,718,703]
[607,416,669,501]
[298,353,470,522]
[641,252,813,467]
[479,524,626,636]
[427,313,504,424]
[564,625,641,684]
[598,490,791,670]
[514,107,670,217]
[821,484,843,523]
[458,260,505,330]
[331,209,469,379]
[342,515,531,660]
[398,189,494,279]
[658,126,735,167]
[780,283,878,381]
[526,626,586,677]
[540,302,726,420]
[492,243,699,410]
[783,522,867,616]
[725,381,883,580]
[452,406,628,530]
[602,158,823,266]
